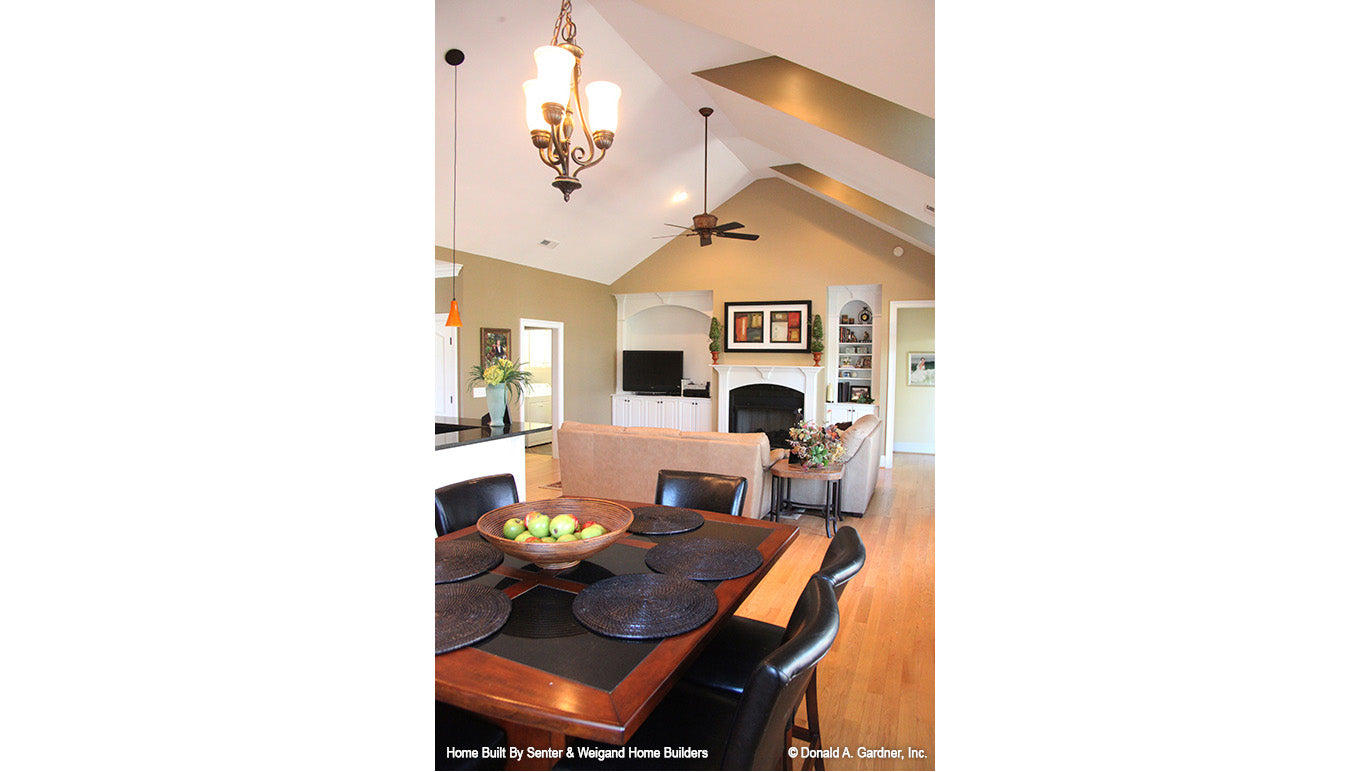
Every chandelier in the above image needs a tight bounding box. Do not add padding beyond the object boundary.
[522,0,621,201]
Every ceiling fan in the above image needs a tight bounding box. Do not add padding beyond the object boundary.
[659,107,759,247]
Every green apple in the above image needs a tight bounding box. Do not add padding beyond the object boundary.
[524,512,551,538]
[512,531,536,543]
[539,536,559,543]
[502,518,527,539]
[555,533,578,542]
[579,524,607,539]
[548,514,580,538]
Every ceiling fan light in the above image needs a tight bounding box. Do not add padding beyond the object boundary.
[533,45,574,108]
[585,81,621,133]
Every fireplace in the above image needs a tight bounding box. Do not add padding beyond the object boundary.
[713,364,822,448]
[730,384,805,449]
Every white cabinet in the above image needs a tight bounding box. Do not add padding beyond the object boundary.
[825,402,880,425]
[677,398,713,432]
[612,394,714,431]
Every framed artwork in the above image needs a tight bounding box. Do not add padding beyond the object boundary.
[908,352,935,386]
[723,300,812,352]
[849,386,871,402]
[480,328,511,369]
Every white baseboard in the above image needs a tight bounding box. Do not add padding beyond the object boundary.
[893,441,935,454]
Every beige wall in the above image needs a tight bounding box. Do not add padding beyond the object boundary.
[894,307,935,452]
[435,249,616,424]
[439,178,933,429]
[611,177,934,407]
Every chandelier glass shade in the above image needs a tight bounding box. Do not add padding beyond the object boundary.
[522,0,620,201]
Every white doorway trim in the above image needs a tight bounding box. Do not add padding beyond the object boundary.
[883,300,934,467]
[519,318,564,458]
[435,314,459,417]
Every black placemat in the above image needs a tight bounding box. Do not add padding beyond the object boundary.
[644,537,763,581]
[628,505,705,535]
[436,540,502,584]
[571,574,717,639]
[436,582,512,654]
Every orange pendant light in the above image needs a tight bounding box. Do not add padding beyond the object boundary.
[444,48,465,328]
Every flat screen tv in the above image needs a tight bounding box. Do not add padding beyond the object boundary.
[622,350,683,395]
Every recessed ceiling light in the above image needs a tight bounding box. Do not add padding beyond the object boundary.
[671,191,688,203]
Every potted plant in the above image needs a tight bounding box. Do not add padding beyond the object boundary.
[468,358,533,426]
[708,316,722,364]
[809,314,824,366]
[787,420,845,469]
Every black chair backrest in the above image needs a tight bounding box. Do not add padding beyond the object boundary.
[435,474,519,536]
[655,469,747,516]
[721,577,840,770]
[816,525,866,601]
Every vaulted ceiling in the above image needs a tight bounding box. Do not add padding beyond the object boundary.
[436,0,933,285]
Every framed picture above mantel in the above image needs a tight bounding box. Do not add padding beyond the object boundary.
[723,300,812,352]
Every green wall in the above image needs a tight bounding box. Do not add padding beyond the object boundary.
[894,307,935,452]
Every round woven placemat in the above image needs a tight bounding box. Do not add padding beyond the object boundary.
[645,537,763,581]
[435,540,502,584]
[436,582,511,654]
[628,505,705,535]
[571,573,717,639]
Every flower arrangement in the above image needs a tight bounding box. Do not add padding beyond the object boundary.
[467,358,534,400]
[787,420,845,468]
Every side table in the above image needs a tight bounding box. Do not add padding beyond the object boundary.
[768,460,845,538]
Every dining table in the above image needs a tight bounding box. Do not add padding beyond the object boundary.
[435,499,799,770]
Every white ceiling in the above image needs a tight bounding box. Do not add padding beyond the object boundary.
[436,0,934,285]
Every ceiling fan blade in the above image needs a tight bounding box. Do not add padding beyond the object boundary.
[714,221,745,231]
[664,223,693,230]
[715,231,759,241]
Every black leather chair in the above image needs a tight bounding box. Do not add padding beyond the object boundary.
[682,526,866,770]
[557,576,840,770]
[655,469,747,517]
[435,702,507,771]
[435,474,519,537]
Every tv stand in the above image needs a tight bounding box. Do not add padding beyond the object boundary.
[611,393,715,432]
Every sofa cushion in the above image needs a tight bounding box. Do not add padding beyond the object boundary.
[835,414,880,465]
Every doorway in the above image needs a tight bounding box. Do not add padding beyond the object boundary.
[435,314,458,417]
[519,319,564,456]
[883,301,935,466]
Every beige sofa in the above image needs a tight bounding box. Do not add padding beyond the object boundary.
[784,414,884,516]
[556,422,788,518]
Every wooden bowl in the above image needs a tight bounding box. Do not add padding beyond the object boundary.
[476,498,634,570]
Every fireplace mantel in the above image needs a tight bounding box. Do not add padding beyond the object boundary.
[713,365,822,433]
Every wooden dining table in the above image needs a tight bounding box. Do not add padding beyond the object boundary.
[435,499,799,770]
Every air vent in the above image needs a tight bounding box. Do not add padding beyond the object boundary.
[538,239,560,249]
[925,204,935,214]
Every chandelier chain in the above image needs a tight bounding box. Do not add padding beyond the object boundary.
[551,0,577,46]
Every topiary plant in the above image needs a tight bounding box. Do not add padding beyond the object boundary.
[809,314,824,353]
[708,316,722,353]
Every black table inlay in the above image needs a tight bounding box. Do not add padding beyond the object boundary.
[473,585,655,692]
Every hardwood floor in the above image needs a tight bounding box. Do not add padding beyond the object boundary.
[522,450,935,770]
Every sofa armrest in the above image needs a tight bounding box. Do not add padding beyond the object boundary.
[766,448,790,469]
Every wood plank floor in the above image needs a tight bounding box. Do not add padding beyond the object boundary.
[524,451,935,770]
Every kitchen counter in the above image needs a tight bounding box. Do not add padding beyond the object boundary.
[435,417,551,451]
[433,418,553,529]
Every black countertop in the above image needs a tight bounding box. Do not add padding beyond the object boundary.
[435,417,552,450]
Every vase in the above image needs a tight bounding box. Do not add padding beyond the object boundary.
[486,385,509,425]
[812,352,822,366]
[711,351,719,364]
